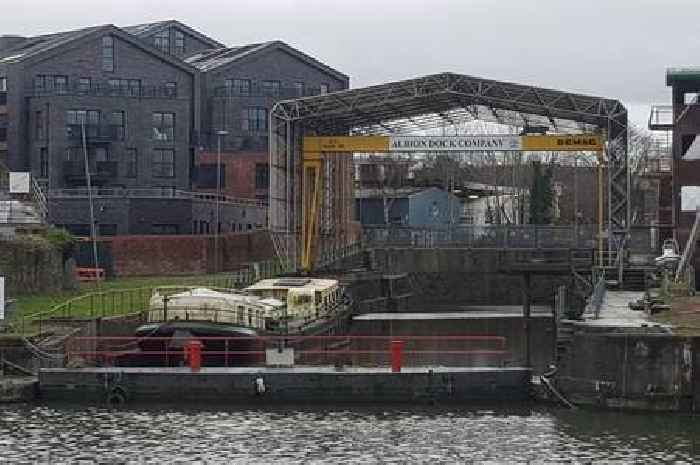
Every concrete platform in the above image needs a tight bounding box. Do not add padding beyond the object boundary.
[39,366,531,404]
[578,291,672,332]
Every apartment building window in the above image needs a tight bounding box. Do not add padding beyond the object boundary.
[320,83,329,95]
[174,30,185,55]
[294,82,305,97]
[78,77,91,93]
[34,75,68,94]
[125,148,137,177]
[154,30,170,54]
[39,148,48,178]
[54,75,68,94]
[102,36,114,72]
[152,149,175,177]
[241,107,267,132]
[0,77,6,92]
[164,82,177,98]
[35,111,45,140]
[261,80,280,97]
[152,112,175,141]
[108,78,141,96]
[111,111,126,140]
[33,76,45,93]
[225,79,250,96]
[66,109,100,138]
[255,163,269,189]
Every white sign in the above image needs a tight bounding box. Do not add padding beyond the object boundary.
[681,186,700,211]
[9,172,30,194]
[389,135,521,152]
[0,277,4,321]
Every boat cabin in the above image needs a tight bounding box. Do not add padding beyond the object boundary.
[148,287,285,330]
[244,278,342,321]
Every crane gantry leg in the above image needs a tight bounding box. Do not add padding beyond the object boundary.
[301,159,323,273]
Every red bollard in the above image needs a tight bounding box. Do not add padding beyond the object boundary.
[184,340,203,372]
[391,340,404,373]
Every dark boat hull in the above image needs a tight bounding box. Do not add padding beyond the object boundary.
[113,305,354,367]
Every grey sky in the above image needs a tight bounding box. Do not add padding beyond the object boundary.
[3,0,697,127]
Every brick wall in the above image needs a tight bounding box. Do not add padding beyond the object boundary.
[195,151,267,199]
[88,231,274,276]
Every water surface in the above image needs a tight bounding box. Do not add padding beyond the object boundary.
[0,404,698,463]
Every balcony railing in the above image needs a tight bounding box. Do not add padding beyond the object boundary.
[212,85,324,99]
[63,161,119,184]
[66,124,121,142]
[48,186,267,208]
[648,105,673,130]
[30,83,180,99]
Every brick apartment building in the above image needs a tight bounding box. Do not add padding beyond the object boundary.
[0,20,347,235]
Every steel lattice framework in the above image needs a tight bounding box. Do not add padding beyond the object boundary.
[269,72,628,270]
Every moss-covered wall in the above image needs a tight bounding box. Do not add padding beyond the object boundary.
[0,236,65,295]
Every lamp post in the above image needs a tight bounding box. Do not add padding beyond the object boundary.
[215,130,228,274]
[81,116,99,289]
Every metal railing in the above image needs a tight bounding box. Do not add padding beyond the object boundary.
[65,124,121,141]
[317,242,365,269]
[64,334,509,368]
[29,83,181,99]
[212,85,324,99]
[586,275,607,319]
[13,256,291,334]
[648,104,673,129]
[363,224,601,249]
[30,175,48,221]
[47,187,267,208]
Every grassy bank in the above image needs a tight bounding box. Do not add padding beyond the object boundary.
[13,274,238,321]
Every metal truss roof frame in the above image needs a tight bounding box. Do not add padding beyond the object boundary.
[269,72,629,270]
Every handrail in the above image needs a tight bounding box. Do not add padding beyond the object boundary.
[47,187,267,208]
[587,275,607,319]
[65,334,510,368]
[13,257,292,334]
[30,176,48,221]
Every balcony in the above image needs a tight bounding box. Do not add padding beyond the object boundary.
[30,83,179,99]
[212,85,324,100]
[648,105,673,131]
[66,124,121,143]
[62,161,118,186]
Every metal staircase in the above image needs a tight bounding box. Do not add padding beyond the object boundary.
[0,166,47,238]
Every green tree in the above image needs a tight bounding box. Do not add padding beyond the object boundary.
[529,161,554,224]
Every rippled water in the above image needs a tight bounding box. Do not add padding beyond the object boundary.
[0,404,698,464]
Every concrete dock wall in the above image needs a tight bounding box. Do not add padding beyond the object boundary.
[557,333,699,411]
[38,366,531,404]
[351,313,555,374]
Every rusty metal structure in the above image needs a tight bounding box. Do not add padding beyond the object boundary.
[269,72,628,271]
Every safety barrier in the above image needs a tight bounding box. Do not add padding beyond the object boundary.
[14,257,291,334]
[64,335,509,369]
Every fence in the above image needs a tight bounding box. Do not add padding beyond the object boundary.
[14,257,291,334]
[65,335,509,369]
[363,225,601,249]
[48,187,267,208]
